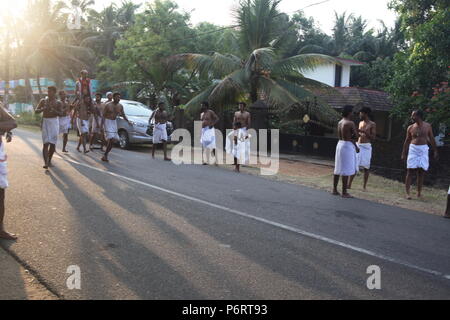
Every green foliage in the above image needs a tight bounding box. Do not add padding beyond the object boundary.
[15,112,42,127]
[387,0,450,126]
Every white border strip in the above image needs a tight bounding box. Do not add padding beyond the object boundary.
[57,155,450,281]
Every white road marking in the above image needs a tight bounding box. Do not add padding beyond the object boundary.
[57,155,450,281]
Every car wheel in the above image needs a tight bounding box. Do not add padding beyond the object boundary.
[118,130,130,149]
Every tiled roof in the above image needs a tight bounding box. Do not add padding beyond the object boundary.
[314,87,394,112]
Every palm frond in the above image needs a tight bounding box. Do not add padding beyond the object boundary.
[170,52,242,79]
[272,53,338,76]
[208,69,248,105]
[245,47,275,73]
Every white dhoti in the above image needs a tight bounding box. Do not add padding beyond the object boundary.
[407,144,429,171]
[0,142,8,189]
[334,140,358,176]
[91,116,103,134]
[104,119,119,141]
[200,126,216,149]
[153,123,168,144]
[42,117,59,145]
[239,128,250,164]
[59,116,71,134]
[77,118,89,135]
[357,143,372,169]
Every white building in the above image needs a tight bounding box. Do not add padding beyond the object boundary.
[302,57,364,87]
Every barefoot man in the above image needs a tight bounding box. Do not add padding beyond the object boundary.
[348,107,376,191]
[89,93,105,151]
[101,92,130,162]
[200,102,219,165]
[401,110,438,199]
[333,105,360,198]
[151,102,171,161]
[35,86,64,169]
[233,102,251,164]
[0,105,18,240]
[74,95,94,154]
[58,90,71,153]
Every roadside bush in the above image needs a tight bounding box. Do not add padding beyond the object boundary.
[15,112,42,127]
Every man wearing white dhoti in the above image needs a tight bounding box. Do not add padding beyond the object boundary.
[35,86,64,169]
[151,102,171,161]
[200,102,219,165]
[333,105,360,198]
[101,93,130,162]
[226,122,248,172]
[348,107,376,191]
[89,93,106,152]
[58,90,72,153]
[74,95,94,154]
[0,105,17,240]
[401,110,438,199]
[233,102,251,165]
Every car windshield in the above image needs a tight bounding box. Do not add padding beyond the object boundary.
[123,103,152,117]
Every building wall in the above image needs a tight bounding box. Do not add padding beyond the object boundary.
[302,63,351,87]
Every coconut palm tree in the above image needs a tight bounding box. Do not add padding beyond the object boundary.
[13,0,94,101]
[82,1,140,59]
[170,0,340,126]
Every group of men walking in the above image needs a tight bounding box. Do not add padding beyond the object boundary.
[332,105,443,206]
[1,70,449,240]
[36,70,131,167]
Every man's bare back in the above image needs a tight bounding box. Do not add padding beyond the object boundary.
[338,119,357,141]
[75,102,92,120]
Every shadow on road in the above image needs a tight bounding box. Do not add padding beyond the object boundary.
[47,166,206,299]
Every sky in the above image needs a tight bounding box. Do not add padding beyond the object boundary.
[95,0,398,33]
[9,0,397,34]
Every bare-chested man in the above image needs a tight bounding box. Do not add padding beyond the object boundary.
[35,86,64,169]
[151,102,171,161]
[233,102,251,165]
[101,92,130,162]
[200,101,219,165]
[0,105,18,240]
[89,93,106,152]
[333,105,360,198]
[401,110,438,199]
[348,107,376,191]
[73,95,94,154]
[58,90,71,153]
[233,102,251,130]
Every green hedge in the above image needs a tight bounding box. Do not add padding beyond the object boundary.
[15,112,42,127]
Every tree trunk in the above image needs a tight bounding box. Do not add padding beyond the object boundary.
[24,68,36,106]
[36,74,43,101]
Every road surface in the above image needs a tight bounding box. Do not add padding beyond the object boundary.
[1,128,450,299]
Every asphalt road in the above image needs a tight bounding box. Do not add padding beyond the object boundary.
[1,128,450,299]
